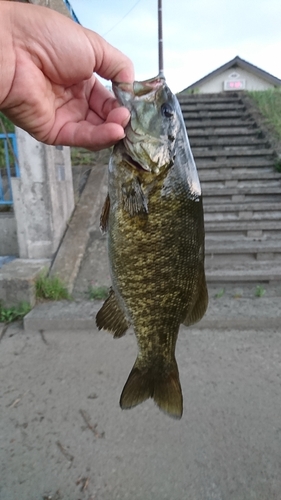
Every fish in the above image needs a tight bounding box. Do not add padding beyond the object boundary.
[96,75,208,419]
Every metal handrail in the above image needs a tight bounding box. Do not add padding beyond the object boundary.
[63,0,80,24]
[0,133,20,206]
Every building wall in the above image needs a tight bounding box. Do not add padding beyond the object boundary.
[188,67,276,94]
[7,0,72,18]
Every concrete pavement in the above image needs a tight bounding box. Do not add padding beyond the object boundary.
[0,315,281,500]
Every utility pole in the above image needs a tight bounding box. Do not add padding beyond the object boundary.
[158,0,164,77]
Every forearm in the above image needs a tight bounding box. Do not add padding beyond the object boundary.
[0,2,16,109]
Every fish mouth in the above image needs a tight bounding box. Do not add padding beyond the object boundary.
[124,153,151,173]
[112,75,165,107]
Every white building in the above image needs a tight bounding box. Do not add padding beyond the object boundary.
[180,56,281,94]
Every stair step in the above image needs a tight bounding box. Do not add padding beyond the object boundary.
[190,136,269,148]
[205,239,281,254]
[180,103,245,112]
[205,261,281,283]
[204,202,281,213]
[204,194,281,204]
[183,110,247,119]
[205,220,281,232]
[204,210,281,222]
[177,94,241,104]
[199,170,281,182]
[196,158,276,168]
[193,148,274,158]
[206,252,281,265]
[203,185,281,196]
[202,180,281,191]
[188,128,262,137]
[206,233,281,243]
[185,119,255,128]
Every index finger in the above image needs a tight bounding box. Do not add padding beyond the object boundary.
[84,28,135,83]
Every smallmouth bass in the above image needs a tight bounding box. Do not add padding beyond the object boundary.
[96,75,208,419]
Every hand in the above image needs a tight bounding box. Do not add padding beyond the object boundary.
[0,1,134,150]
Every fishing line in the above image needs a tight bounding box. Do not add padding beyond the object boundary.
[102,0,143,37]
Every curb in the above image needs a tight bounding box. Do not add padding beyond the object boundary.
[23,297,281,332]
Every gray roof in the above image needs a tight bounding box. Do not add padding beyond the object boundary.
[179,55,281,93]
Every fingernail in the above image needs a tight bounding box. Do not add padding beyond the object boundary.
[122,111,131,128]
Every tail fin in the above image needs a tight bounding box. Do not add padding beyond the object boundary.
[120,357,183,419]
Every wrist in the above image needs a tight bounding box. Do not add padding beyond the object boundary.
[0,2,16,109]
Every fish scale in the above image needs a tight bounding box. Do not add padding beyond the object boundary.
[96,75,208,418]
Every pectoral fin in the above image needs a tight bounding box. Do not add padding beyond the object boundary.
[183,270,208,327]
[100,193,110,233]
[96,288,130,338]
[122,178,148,216]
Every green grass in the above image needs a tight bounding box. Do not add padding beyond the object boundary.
[88,285,109,300]
[0,113,14,133]
[0,302,31,323]
[0,112,15,174]
[274,157,281,173]
[255,285,266,298]
[35,272,71,301]
[248,88,281,141]
[71,147,111,167]
[215,288,225,299]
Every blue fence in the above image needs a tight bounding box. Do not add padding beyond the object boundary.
[0,133,20,206]
[63,0,80,23]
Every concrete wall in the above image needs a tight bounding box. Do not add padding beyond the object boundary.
[11,129,74,259]
[186,68,276,94]
[7,0,72,19]
[27,0,72,18]
[0,213,18,256]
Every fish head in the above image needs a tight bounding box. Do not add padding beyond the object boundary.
[113,75,179,175]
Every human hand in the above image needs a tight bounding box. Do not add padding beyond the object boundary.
[0,1,134,150]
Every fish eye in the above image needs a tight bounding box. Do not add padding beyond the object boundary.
[161,103,174,118]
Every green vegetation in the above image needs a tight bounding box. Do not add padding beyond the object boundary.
[35,272,71,301]
[274,157,281,173]
[0,113,15,174]
[248,88,281,140]
[88,285,109,300]
[0,302,31,323]
[215,288,225,299]
[0,113,14,133]
[71,147,111,166]
[71,147,94,166]
[255,285,266,298]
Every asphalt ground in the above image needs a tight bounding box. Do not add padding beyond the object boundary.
[0,314,280,500]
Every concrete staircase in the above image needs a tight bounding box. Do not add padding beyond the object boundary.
[177,91,281,284]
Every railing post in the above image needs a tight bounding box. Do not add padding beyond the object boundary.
[11,128,74,259]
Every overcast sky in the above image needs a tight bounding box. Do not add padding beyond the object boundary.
[70,0,281,93]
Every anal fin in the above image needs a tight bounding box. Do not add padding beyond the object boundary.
[96,288,129,338]
[183,270,208,327]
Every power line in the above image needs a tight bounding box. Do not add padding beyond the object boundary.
[102,0,143,37]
